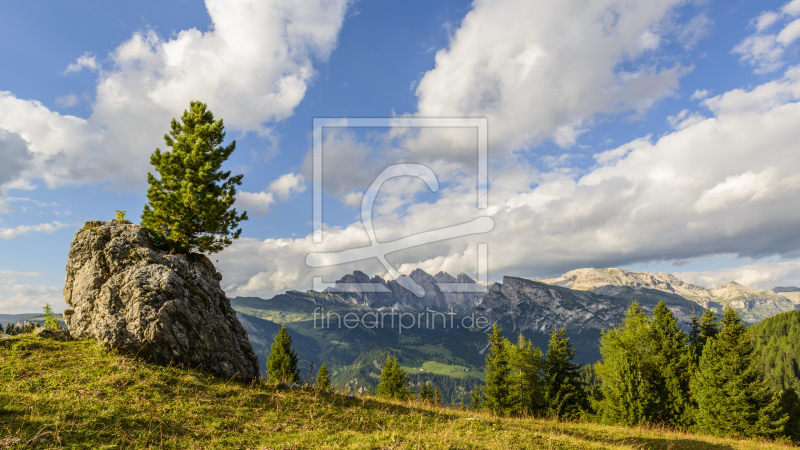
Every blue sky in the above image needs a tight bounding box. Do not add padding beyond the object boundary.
[3,0,800,313]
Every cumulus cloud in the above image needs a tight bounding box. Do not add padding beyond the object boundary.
[55,94,79,108]
[0,129,33,189]
[237,172,306,216]
[413,0,693,156]
[64,53,98,74]
[734,1,800,74]
[676,261,800,290]
[0,221,68,240]
[0,271,65,315]
[216,64,800,299]
[0,0,349,190]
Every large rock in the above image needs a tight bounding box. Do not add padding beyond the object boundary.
[62,220,259,381]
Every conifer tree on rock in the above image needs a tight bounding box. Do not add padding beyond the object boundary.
[691,307,787,438]
[141,101,248,254]
[376,353,410,399]
[483,323,517,416]
[316,364,332,392]
[266,325,300,383]
[542,327,587,419]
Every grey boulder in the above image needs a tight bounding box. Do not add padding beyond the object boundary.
[62,220,259,381]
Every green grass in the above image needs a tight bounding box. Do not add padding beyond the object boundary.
[402,361,485,381]
[0,333,796,449]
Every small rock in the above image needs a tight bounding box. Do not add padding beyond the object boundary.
[345,394,356,400]
[34,327,70,341]
[113,365,135,371]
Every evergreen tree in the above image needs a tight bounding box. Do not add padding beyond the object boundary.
[266,325,300,383]
[508,334,544,415]
[691,307,787,438]
[316,364,332,392]
[699,309,719,346]
[483,324,517,416]
[542,328,587,419]
[434,386,442,406]
[376,354,410,399]
[469,384,484,410]
[597,302,661,426]
[687,308,702,367]
[419,381,433,403]
[43,303,60,330]
[0,322,4,333]
[780,388,800,442]
[650,301,693,427]
[141,101,248,254]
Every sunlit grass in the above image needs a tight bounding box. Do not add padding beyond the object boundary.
[0,334,795,449]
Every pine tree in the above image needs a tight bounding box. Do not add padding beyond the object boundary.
[469,384,484,410]
[542,327,587,419]
[316,364,332,392]
[691,307,787,438]
[650,301,693,427]
[699,308,719,346]
[597,302,661,425]
[434,386,442,406]
[0,322,4,334]
[43,303,60,330]
[266,325,299,383]
[483,323,517,416]
[376,354,410,399]
[508,334,544,415]
[141,101,248,254]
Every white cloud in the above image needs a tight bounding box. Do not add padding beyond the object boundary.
[0,284,66,315]
[64,52,98,74]
[268,173,306,201]
[237,172,307,216]
[413,0,692,156]
[734,1,800,74]
[55,94,79,108]
[676,261,800,290]
[0,0,349,190]
[236,191,275,217]
[690,89,710,100]
[0,221,68,240]
[217,65,800,299]
[0,129,33,188]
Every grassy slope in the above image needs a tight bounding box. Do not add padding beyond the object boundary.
[0,335,795,450]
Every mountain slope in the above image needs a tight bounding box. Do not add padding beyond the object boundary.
[1,333,792,449]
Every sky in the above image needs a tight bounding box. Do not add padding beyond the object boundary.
[3,0,800,313]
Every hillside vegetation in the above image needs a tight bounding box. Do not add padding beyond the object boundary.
[751,309,800,392]
[1,333,796,449]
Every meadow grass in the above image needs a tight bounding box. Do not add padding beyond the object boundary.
[0,334,796,449]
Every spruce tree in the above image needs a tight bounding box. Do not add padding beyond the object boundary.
[0,322,4,333]
[542,328,586,419]
[141,101,248,254]
[316,364,332,392]
[376,354,410,399]
[419,381,433,403]
[43,303,60,330]
[698,309,719,346]
[266,325,299,383]
[597,302,661,425]
[650,301,693,427]
[780,388,800,441]
[509,334,544,415]
[691,307,787,438]
[483,324,517,416]
[469,384,484,410]
[434,386,442,406]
